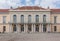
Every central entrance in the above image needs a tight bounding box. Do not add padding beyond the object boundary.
[35,25,39,32]
[43,25,47,32]
[21,25,24,32]
[28,25,32,32]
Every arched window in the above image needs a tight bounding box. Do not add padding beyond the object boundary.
[43,15,46,23]
[28,15,31,23]
[13,15,17,23]
[21,15,24,23]
[36,15,39,23]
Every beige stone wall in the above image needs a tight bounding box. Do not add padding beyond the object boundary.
[9,11,50,23]
[51,13,60,32]
[0,13,10,33]
[0,24,9,33]
[0,10,60,33]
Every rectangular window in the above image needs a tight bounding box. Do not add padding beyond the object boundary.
[3,16,6,23]
[54,16,57,24]
[3,26,6,33]
[54,26,57,32]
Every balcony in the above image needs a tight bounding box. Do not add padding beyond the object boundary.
[8,22,51,25]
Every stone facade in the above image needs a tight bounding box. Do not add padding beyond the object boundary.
[0,6,60,33]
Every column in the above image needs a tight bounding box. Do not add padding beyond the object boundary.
[32,24,34,32]
[19,25,21,32]
[17,25,20,33]
[9,24,13,33]
[39,24,41,32]
[25,24,28,33]
[47,24,51,32]
[41,24,43,32]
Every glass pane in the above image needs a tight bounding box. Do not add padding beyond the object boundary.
[21,15,24,23]
[43,15,46,23]
[28,15,31,23]
[13,15,17,23]
[3,16,6,23]
[36,15,39,23]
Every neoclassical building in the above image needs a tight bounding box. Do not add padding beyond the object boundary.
[0,6,60,33]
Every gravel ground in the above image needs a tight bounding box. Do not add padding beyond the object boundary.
[0,33,60,41]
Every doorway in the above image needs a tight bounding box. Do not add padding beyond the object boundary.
[54,26,57,32]
[35,25,39,32]
[28,25,31,32]
[43,25,46,32]
[3,26,6,33]
[21,25,24,32]
[13,24,17,32]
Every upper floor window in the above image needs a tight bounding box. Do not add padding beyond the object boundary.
[54,16,57,24]
[13,15,17,23]
[28,15,31,23]
[36,15,39,23]
[3,16,6,23]
[43,15,46,23]
[21,15,24,23]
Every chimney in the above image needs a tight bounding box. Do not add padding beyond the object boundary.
[47,6,50,9]
[10,6,13,9]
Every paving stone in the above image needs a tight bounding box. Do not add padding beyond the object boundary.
[0,33,60,41]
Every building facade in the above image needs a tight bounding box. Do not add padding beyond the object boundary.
[0,6,60,33]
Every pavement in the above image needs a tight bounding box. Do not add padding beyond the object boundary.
[0,33,60,41]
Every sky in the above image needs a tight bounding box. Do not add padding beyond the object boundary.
[0,0,60,9]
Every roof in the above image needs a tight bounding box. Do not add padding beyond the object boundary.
[14,6,46,10]
[0,9,9,12]
[0,6,60,12]
[51,9,60,12]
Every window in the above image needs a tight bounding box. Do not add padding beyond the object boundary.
[13,15,17,23]
[36,15,39,23]
[21,15,24,23]
[43,15,46,23]
[28,15,31,23]
[3,16,6,23]
[54,16,57,23]
[54,26,57,32]
[3,26,6,33]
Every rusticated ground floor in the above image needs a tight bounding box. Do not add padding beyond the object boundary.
[0,24,60,33]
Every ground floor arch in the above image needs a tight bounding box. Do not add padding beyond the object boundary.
[9,24,52,33]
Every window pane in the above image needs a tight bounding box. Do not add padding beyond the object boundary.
[28,15,31,23]
[36,15,39,23]
[54,16,57,23]
[43,15,46,23]
[13,15,17,23]
[21,15,24,23]
[3,16,6,23]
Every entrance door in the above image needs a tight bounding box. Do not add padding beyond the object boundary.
[35,25,39,32]
[3,26,6,33]
[13,24,17,32]
[54,26,57,32]
[21,25,24,32]
[43,25,46,32]
[28,25,31,32]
